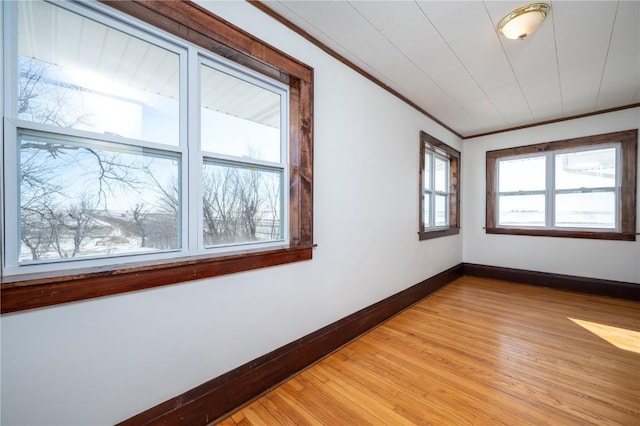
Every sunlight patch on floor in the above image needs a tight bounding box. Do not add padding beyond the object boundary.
[569,318,640,354]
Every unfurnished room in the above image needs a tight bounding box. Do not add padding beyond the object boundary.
[1,1,639,425]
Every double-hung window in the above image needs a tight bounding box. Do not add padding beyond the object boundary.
[1,0,314,313]
[419,131,460,240]
[486,130,637,240]
[5,0,187,271]
[199,59,288,250]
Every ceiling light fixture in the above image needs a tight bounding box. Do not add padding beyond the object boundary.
[497,3,550,40]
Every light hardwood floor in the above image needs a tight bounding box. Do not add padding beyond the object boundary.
[217,276,640,425]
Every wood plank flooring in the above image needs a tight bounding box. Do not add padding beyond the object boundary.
[215,276,640,425]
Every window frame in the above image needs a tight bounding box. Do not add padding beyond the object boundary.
[486,129,637,241]
[418,131,460,240]
[1,0,314,314]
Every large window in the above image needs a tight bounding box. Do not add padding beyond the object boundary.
[419,131,460,240]
[486,130,637,240]
[1,0,314,313]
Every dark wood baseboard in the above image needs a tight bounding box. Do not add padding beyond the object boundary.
[118,264,464,425]
[463,263,640,300]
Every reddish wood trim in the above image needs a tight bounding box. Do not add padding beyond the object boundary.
[1,247,313,314]
[2,0,315,313]
[116,264,463,426]
[102,1,311,82]
[465,104,640,139]
[463,263,640,300]
[419,131,461,240]
[247,0,464,140]
[485,227,635,241]
[486,155,497,230]
[621,129,638,235]
[290,74,315,247]
[485,129,637,241]
[419,228,460,240]
[486,129,637,158]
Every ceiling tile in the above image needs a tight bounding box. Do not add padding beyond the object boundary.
[420,1,488,41]
[597,1,640,108]
[523,78,563,122]
[431,65,488,104]
[337,24,391,65]
[352,1,425,31]
[550,0,608,19]
[309,1,368,40]
[447,27,511,91]
[270,1,331,21]
[463,97,510,129]
[500,25,558,84]
[554,2,619,114]
[415,1,474,22]
[402,33,460,78]
[381,17,437,50]
[554,2,617,69]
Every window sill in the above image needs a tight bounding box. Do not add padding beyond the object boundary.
[419,228,460,241]
[1,245,314,314]
[485,227,635,241]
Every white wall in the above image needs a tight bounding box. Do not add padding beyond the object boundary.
[463,107,640,283]
[0,2,462,425]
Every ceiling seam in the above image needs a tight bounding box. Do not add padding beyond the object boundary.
[594,0,620,111]
[483,1,535,124]
[338,3,407,94]
[410,2,489,134]
[407,1,486,132]
[550,0,564,118]
[464,103,640,139]
[247,0,464,138]
[343,1,479,136]
[348,1,483,133]
[413,1,509,133]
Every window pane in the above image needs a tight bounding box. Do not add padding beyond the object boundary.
[19,132,180,263]
[435,194,448,227]
[423,152,431,190]
[434,157,447,192]
[555,148,616,190]
[17,1,180,145]
[555,192,615,228]
[423,192,431,228]
[498,194,545,226]
[201,64,281,162]
[499,156,546,192]
[203,162,283,246]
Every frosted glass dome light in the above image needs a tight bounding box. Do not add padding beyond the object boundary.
[498,3,550,40]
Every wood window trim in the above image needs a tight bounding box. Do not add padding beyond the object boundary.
[485,129,637,241]
[1,0,314,314]
[419,131,461,241]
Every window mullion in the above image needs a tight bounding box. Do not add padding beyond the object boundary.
[547,152,555,228]
[187,50,201,251]
[615,144,622,231]
[2,1,17,118]
[2,1,18,270]
[445,156,450,226]
[280,86,289,243]
[430,153,435,227]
